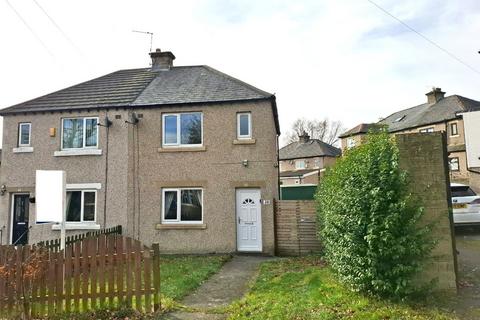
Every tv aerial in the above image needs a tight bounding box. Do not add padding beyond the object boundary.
[132,30,154,52]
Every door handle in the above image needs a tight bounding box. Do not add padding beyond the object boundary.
[238,217,241,224]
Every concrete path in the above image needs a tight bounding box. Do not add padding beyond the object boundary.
[162,255,274,320]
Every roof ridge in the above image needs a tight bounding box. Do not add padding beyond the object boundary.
[128,70,160,105]
[453,95,480,111]
[201,65,273,98]
[379,94,471,123]
[452,95,467,112]
[379,102,427,122]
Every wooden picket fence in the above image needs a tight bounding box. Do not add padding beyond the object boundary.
[0,234,160,318]
[37,225,123,252]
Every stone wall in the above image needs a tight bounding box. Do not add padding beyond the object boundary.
[396,132,457,291]
[470,171,480,194]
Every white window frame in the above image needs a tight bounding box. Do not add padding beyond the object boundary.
[419,127,434,133]
[450,122,459,137]
[295,160,306,170]
[18,123,31,147]
[449,157,460,172]
[162,113,203,147]
[237,112,252,139]
[347,138,355,149]
[162,188,203,224]
[61,117,99,150]
[65,189,97,223]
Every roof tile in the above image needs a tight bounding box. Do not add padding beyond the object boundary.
[1,66,273,114]
[279,139,341,160]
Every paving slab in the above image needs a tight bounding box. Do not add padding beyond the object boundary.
[162,255,274,319]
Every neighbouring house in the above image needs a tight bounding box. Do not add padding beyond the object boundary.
[0,49,280,255]
[339,123,383,150]
[279,132,341,186]
[340,87,480,191]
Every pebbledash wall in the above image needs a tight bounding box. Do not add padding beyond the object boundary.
[396,132,457,291]
[0,100,278,255]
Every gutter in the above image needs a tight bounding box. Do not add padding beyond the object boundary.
[0,96,280,120]
[268,95,281,135]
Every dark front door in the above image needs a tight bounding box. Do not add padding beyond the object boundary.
[12,194,30,245]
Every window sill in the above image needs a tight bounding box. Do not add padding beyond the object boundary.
[158,146,207,153]
[13,147,34,153]
[233,138,256,145]
[52,223,101,231]
[155,223,207,230]
[54,149,102,157]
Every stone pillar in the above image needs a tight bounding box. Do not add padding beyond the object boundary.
[396,132,457,291]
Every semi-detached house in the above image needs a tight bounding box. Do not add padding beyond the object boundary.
[340,88,480,192]
[0,49,280,255]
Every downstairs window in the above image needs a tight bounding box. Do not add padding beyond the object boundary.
[66,190,96,222]
[162,188,203,223]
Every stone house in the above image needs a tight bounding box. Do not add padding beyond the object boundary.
[0,49,280,255]
[340,88,480,191]
[339,123,383,150]
[279,133,341,186]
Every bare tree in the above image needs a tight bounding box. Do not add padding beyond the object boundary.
[284,118,345,146]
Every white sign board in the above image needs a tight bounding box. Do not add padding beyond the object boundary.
[36,170,66,223]
[463,111,480,168]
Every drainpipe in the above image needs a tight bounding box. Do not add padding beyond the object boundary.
[276,135,281,200]
[0,225,4,245]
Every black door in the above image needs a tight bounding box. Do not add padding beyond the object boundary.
[12,194,29,245]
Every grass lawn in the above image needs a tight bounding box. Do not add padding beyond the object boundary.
[41,255,231,319]
[225,256,458,320]
[160,254,231,312]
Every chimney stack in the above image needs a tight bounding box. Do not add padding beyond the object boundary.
[298,132,310,143]
[426,87,445,104]
[149,48,175,71]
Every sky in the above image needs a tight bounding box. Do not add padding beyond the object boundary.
[1,0,479,147]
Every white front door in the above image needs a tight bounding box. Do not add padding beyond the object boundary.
[236,188,262,252]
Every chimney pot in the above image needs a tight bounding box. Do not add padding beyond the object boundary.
[149,48,175,71]
[298,132,310,143]
[426,87,445,104]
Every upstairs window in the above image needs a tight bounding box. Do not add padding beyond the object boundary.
[237,112,252,139]
[450,123,458,136]
[346,138,356,149]
[295,160,306,169]
[163,113,202,147]
[449,157,459,172]
[18,123,31,147]
[62,117,98,149]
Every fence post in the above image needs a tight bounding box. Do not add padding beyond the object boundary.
[152,243,161,312]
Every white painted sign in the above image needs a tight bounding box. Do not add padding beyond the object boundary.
[35,170,66,223]
[462,111,480,168]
